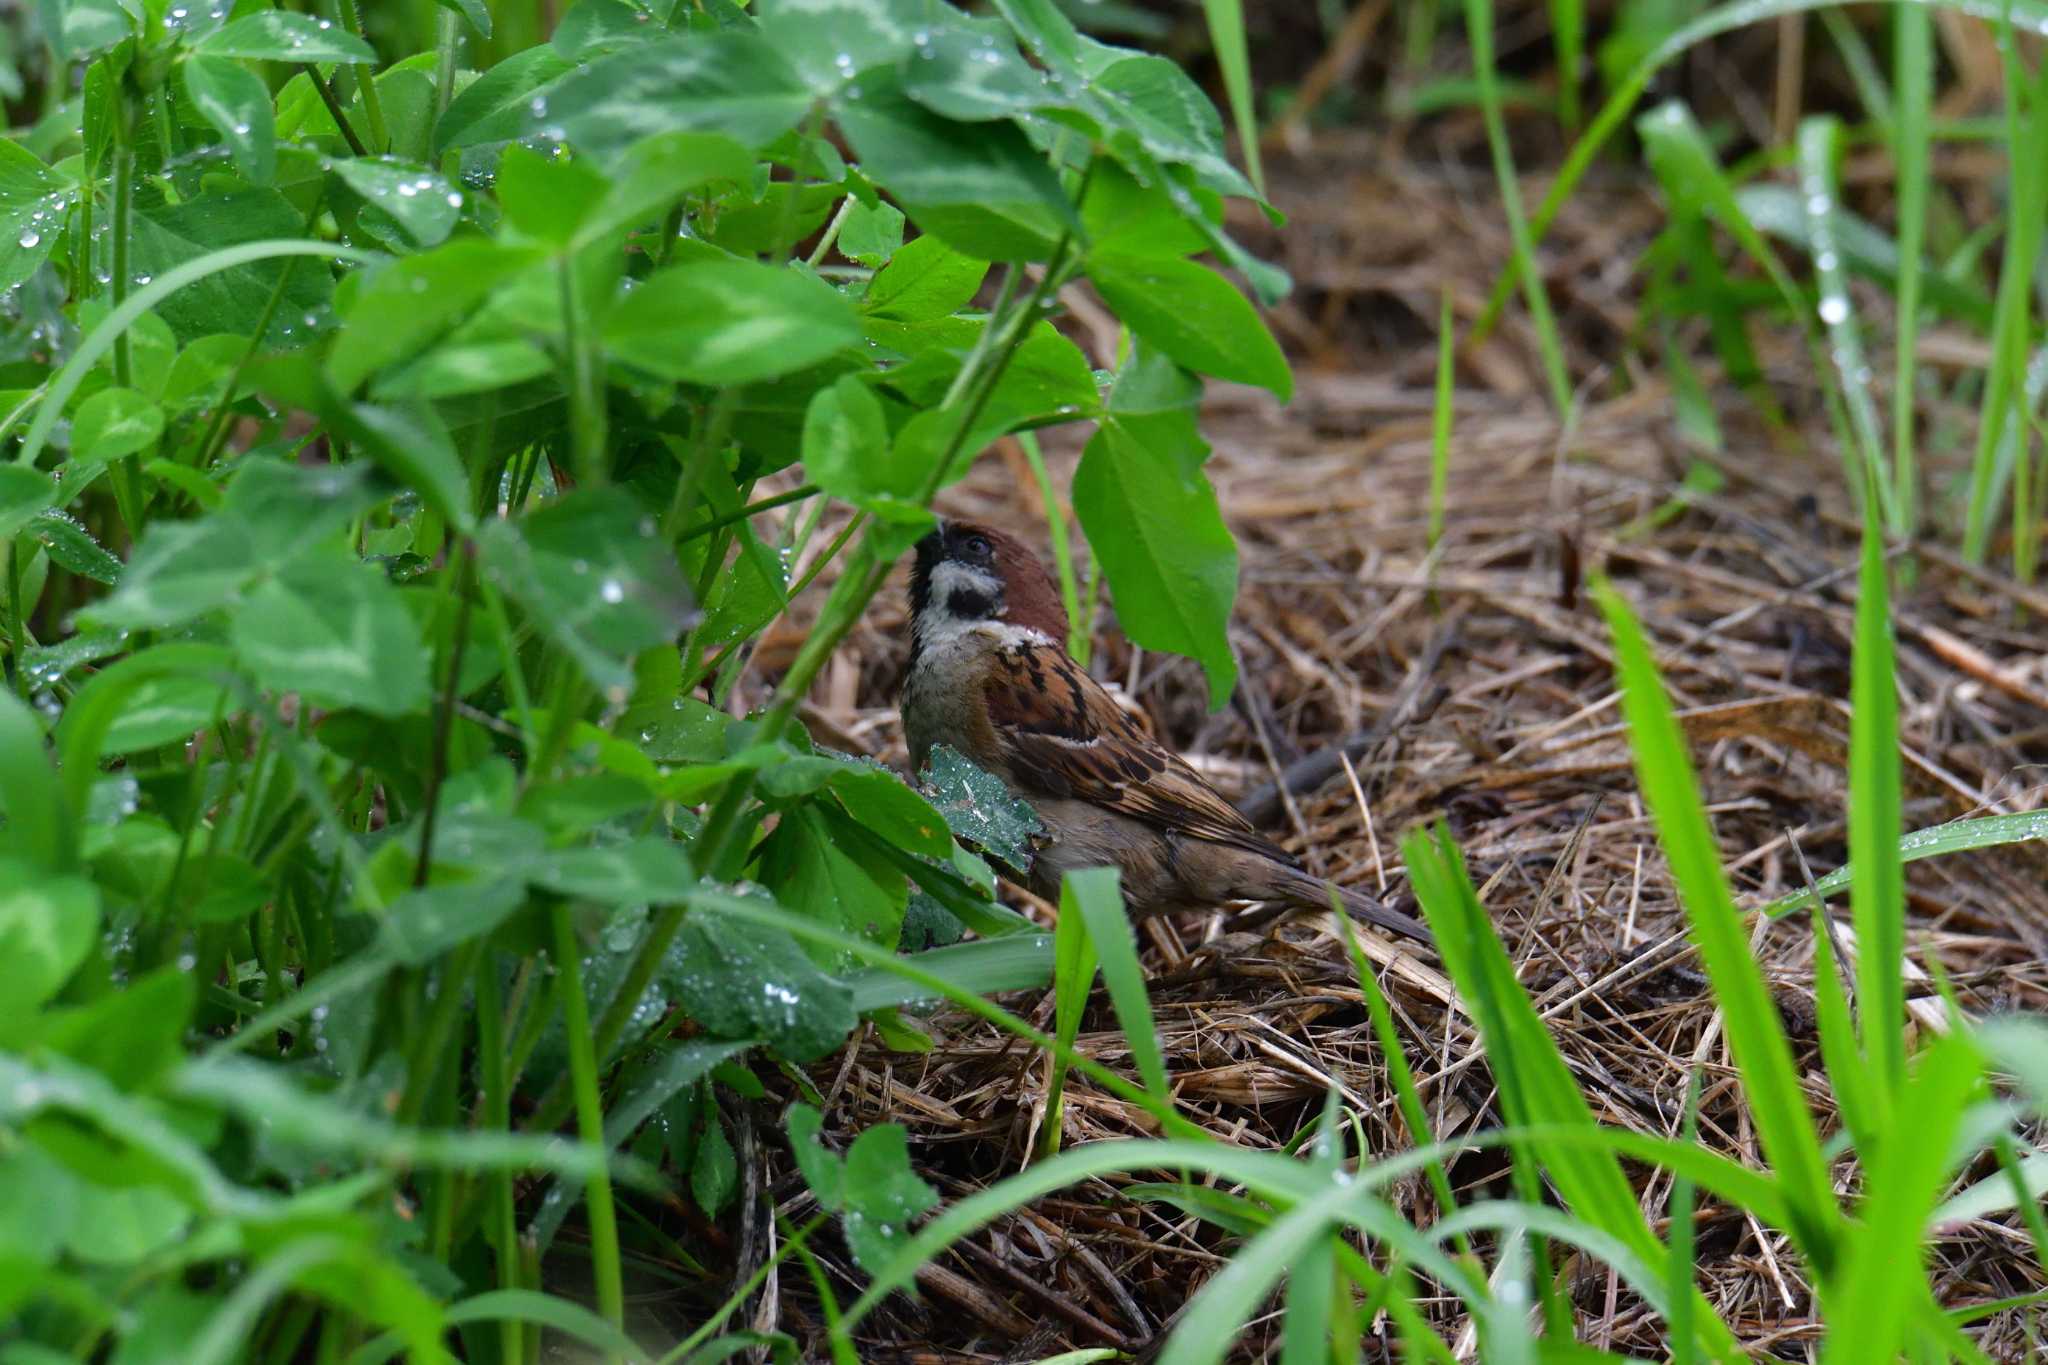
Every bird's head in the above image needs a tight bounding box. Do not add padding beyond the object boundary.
[908,519,1068,654]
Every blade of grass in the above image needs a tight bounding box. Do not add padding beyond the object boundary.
[1819,1031,1983,1363]
[1550,0,1584,130]
[1199,0,1264,199]
[1039,873,1101,1158]
[1428,284,1455,566]
[1809,913,1881,1152]
[1593,579,1841,1268]
[1667,1071,1701,1365]
[1762,809,2048,916]
[1463,0,1572,416]
[1799,116,1896,528]
[1891,1,1933,533]
[1847,504,1906,1109]
[1402,825,1743,1358]
[1962,8,2048,564]
[551,905,624,1356]
[1064,866,1167,1101]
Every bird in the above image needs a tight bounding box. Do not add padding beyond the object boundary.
[900,518,1432,946]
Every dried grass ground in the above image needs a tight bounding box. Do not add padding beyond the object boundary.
[706,142,2048,1361]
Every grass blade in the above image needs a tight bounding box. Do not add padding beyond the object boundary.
[1848,506,1906,1108]
[1403,825,1743,1358]
[1890,1,1933,533]
[1041,872,1102,1157]
[1199,0,1264,199]
[1593,579,1841,1268]
[1463,0,1572,415]
[1429,284,1455,563]
[1762,809,2048,917]
[1549,0,1584,130]
[1819,1031,1982,1363]
[1962,14,2048,563]
[1065,865,1168,1101]
[1798,116,1895,528]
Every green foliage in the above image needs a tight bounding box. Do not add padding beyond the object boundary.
[0,0,1286,1354]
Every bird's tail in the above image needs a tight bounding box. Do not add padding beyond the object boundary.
[1276,868,1434,946]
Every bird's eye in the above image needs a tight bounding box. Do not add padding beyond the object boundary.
[964,534,992,558]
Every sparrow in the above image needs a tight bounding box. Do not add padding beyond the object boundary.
[901,519,1431,945]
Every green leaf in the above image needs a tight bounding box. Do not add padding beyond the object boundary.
[1089,252,1290,399]
[435,44,575,155]
[329,239,545,393]
[37,967,194,1089]
[437,0,491,38]
[229,556,432,719]
[1073,351,1238,705]
[525,838,697,905]
[194,11,377,64]
[478,487,695,695]
[691,1107,737,1214]
[341,402,476,535]
[827,762,952,861]
[129,190,336,346]
[899,14,1064,121]
[838,75,1075,260]
[547,31,814,159]
[669,917,856,1063]
[1079,161,1212,259]
[64,1181,189,1267]
[1762,809,2048,918]
[329,156,465,249]
[99,675,224,754]
[0,866,98,1009]
[182,55,275,187]
[861,232,989,322]
[756,806,908,964]
[70,386,163,465]
[604,260,861,386]
[801,374,907,512]
[917,743,1042,870]
[380,878,528,965]
[32,510,122,585]
[786,1103,844,1208]
[838,198,905,268]
[90,517,252,628]
[0,136,73,293]
[838,1123,939,1273]
[495,141,609,247]
[0,467,57,541]
[573,130,756,249]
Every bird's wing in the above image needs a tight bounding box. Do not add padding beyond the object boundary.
[980,638,1294,861]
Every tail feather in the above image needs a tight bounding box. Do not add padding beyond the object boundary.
[1278,869,1433,946]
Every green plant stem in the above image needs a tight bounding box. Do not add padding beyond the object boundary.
[1463,0,1571,417]
[432,5,462,116]
[106,86,146,541]
[1891,2,1931,538]
[305,67,371,158]
[678,483,817,541]
[473,954,524,1365]
[413,542,476,887]
[560,259,607,490]
[551,904,625,1355]
[395,939,481,1128]
[336,0,389,152]
[804,194,856,268]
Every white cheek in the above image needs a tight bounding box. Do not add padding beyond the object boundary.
[929,561,1000,600]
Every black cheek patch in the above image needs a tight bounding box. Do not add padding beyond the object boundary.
[947,586,998,619]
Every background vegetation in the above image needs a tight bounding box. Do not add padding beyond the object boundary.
[0,0,2045,1361]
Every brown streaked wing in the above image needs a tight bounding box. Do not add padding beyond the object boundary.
[980,642,1295,860]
